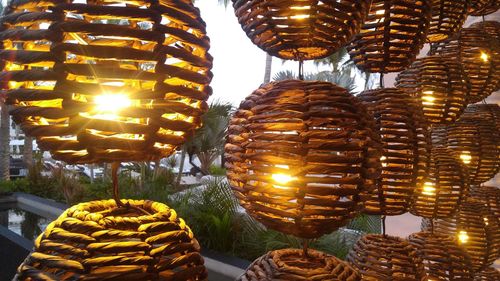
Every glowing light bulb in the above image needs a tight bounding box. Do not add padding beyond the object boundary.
[291,14,310,20]
[484,217,489,226]
[460,151,472,164]
[291,6,310,10]
[422,182,436,196]
[480,52,489,62]
[458,231,469,244]
[380,156,387,167]
[272,173,294,184]
[94,94,131,113]
[422,91,435,105]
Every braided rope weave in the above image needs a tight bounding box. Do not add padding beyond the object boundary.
[429,27,499,103]
[358,88,430,216]
[410,147,469,219]
[15,199,207,281]
[225,80,382,238]
[408,232,474,280]
[431,198,500,272]
[1,0,212,164]
[347,234,424,280]
[469,0,500,16]
[396,56,470,125]
[474,267,500,281]
[427,0,469,42]
[238,248,360,281]
[232,0,371,60]
[347,0,432,73]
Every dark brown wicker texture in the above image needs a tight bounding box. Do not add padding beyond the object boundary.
[444,117,499,185]
[238,248,360,281]
[431,198,500,271]
[231,0,371,60]
[427,0,469,42]
[15,199,207,281]
[410,147,468,219]
[429,27,499,103]
[408,232,474,280]
[347,234,423,280]
[225,80,382,239]
[358,88,431,216]
[470,185,500,224]
[347,0,432,73]
[463,104,500,134]
[474,267,500,281]
[469,0,500,16]
[1,0,213,164]
[396,56,470,125]
[471,21,500,42]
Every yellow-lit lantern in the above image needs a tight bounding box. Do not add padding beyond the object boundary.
[470,185,500,224]
[396,56,470,125]
[1,0,213,164]
[427,0,469,42]
[358,88,431,216]
[232,0,372,60]
[225,80,382,238]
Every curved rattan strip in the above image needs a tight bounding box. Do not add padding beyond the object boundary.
[408,231,474,280]
[347,234,423,280]
[358,88,430,216]
[427,0,469,42]
[232,0,371,60]
[395,55,470,125]
[463,104,500,135]
[15,199,207,281]
[410,147,468,219]
[1,0,212,164]
[347,0,432,73]
[432,198,500,271]
[469,21,500,92]
[470,185,500,225]
[428,27,499,103]
[239,248,360,281]
[470,0,500,16]
[225,80,382,239]
[474,267,500,281]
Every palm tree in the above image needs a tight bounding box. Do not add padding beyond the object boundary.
[0,101,10,180]
[273,70,358,92]
[23,136,33,168]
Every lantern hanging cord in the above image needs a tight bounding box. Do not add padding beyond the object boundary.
[429,219,434,234]
[379,73,384,88]
[302,239,309,258]
[381,215,387,236]
[298,60,304,80]
[112,162,151,215]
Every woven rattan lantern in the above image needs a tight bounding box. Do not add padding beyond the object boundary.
[225,80,382,238]
[16,199,207,280]
[231,0,371,60]
[347,234,424,280]
[358,88,431,216]
[474,267,500,281]
[347,0,432,73]
[410,147,468,219]
[463,104,500,134]
[427,0,469,42]
[396,56,470,125]
[1,0,213,164]
[429,27,499,103]
[238,248,360,281]
[470,185,500,224]
[471,21,500,42]
[432,198,500,271]
[408,232,474,280]
[469,0,500,16]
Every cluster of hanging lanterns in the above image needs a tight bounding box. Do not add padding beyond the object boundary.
[1,0,498,280]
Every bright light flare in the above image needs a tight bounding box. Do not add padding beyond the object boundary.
[480,52,489,62]
[272,173,295,184]
[422,182,436,196]
[458,231,469,244]
[422,91,435,106]
[94,94,131,113]
[460,151,472,165]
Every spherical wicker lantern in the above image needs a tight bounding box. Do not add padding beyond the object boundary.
[469,0,500,16]
[225,80,382,239]
[474,267,500,281]
[1,0,213,164]
[408,232,474,280]
[238,248,360,281]
[395,56,470,125]
[15,199,207,281]
[410,147,468,219]
[432,198,500,271]
[471,21,500,42]
[427,0,469,42]
[429,27,499,103]
[444,117,499,185]
[470,185,500,224]
[347,234,423,280]
[358,88,431,216]
[232,0,371,61]
[463,104,500,134]
[347,0,432,73]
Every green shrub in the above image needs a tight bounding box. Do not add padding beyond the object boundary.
[209,165,226,175]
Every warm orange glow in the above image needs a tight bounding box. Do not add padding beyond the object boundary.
[291,14,310,20]
[460,151,472,165]
[272,173,295,184]
[375,9,385,15]
[422,91,435,106]
[380,155,387,167]
[422,182,436,196]
[480,52,489,62]
[458,231,469,244]
[484,217,489,226]
[94,94,131,113]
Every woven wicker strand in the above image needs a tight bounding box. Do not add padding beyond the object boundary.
[469,0,500,16]
[470,185,500,225]
[431,198,500,272]
[396,56,470,125]
[474,267,500,281]
[410,147,468,219]
[15,199,207,281]
[347,234,424,280]
[469,21,500,92]
[225,80,382,239]
[429,27,499,103]
[358,88,431,216]
[232,0,371,60]
[347,0,432,73]
[408,232,474,280]
[462,104,500,135]
[427,0,469,42]
[238,248,360,281]
[1,0,213,164]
